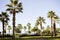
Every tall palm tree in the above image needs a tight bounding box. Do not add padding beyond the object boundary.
[27,23,31,33]
[48,11,59,36]
[53,15,59,36]
[35,16,45,35]
[6,0,23,40]
[7,25,11,34]
[0,12,9,40]
[48,11,55,33]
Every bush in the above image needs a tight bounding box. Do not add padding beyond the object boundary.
[19,34,28,37]
[0,34,12,37]
[30,34,40,36]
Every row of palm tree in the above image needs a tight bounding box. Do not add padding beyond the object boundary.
[35,11,59,36]
[5,23,31,34]
[0,0,60,40]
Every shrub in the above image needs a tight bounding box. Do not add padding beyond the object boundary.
[0,34,12,37]
[19,34,28,37]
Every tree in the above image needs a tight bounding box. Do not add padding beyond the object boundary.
[56,28,60,33]
[35,16,45,35]
[44,25,51,35]
[48,11,55,34]
[31,27,38,34]
[27,23,31,33]
[14,26,21,33]
[24,26,27,33]
[4,22,8,33]
[7,25,11,34]
[17,24,23,33]
[48,11,59,36]
[6,0,23,40]
[46,25,50,31]
[53,15,59,36]
[0,12,9,40]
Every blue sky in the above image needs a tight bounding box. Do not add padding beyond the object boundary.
[0,0,60,33]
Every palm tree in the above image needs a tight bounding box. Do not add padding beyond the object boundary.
[27,23,31,33]
[35,16,45,35]
[0,12,9,40]
[6,0,23,40]
[7,25,11,34]
[48,11,55,33]
[48,11,59,36]
[53,15,59,36]
[24,26,27,33]
[17,24,23,33]
[4,22,8,33]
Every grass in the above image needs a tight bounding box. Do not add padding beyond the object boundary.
[0,36,60,40]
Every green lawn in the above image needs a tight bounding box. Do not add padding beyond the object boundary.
[0,36,60,40]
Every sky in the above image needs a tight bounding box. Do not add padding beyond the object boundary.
[0,0,60,33]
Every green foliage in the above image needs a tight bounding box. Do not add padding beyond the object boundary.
[7,25,11,30]
[35,16,45,29]
[31,27,38,32]
[0,34,12,37]
[24,26,27,31]
[19,34,27,37]
[56,28,60,33]
[14,27,21,33]
[27,23,31,32]
[48,11,55,18]
[17,24,23,30]
[43,30,51,36]
[0,12,9,24]
[35,20,39,26]
[6,0,23,13]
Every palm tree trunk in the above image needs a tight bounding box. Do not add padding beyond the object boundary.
[53,21,56,37]
[12,10,16,40]
[2,18,4,40]
[40,22,42,36]
[51,17,53,36]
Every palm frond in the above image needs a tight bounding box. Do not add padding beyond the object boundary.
[10,0,18,6]
[6,8,13,11]
[18,2,22,7]
[6,3,13,7]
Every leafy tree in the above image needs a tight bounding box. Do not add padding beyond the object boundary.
[35,16,45,35]
[14,26,21,33]
[6,0,23,40]
[0,12,9,40]
[43,25,51,36]
[7,25,11,34]
[56,28,60,33]
[31,27,38,34]
[46,25,50,31]
[27,23,31,33]
[24,26,27,33]
[17,24,23,33]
